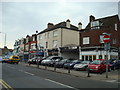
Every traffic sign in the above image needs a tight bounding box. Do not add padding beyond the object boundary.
[103,35,110,43]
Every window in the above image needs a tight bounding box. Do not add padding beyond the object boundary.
[53,40,58,48]
[85,56,88,60]
[44,33,47,39]
[53,30,58,37]
[93,55,96,60]
[99,55,102,59]
[115,24,117,31]
[112,38,116,44]
[100,35,104,43]
[33,36,35,41]
[83,37,90,44]
[47,32,50,38]
[82,56,84,60]
[91,21,100,29]
[39,35,42,40]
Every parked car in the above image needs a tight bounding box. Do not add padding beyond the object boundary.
[41,56,63,66]
[74,60,91,71]
[55,59,74,68]
[8,55,20,64]
[28,57,37,64]
[108,59,120,70]
[47,58,63,67]
[63,60,82,69]
[88,59,110,74]
[2,57,9,63]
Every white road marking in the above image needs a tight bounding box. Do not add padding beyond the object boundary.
[105,80,117,83]
[24,71,35,76]
[45,78,79,90]
[18,69,24,72]
[6,66,16,69]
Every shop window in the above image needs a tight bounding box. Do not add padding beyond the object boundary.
[99,55,102,59]
[85,56,88,60]
[93,55,96,60]
[82,56,84,60]
[89,56,92,61]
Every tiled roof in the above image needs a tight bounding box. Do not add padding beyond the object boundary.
[85,14,119,30]
[38,21,79,34]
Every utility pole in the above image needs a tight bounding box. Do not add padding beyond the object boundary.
[102,32,111,78]
[0,32,6,47]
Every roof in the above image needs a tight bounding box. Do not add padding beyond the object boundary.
[85,14,119,30]
[38,21,79,34]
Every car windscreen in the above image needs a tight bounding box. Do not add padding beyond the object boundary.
[13,57,19,59]
[81,61,90,64]
[72,60,79,63]
[91,60,102,64]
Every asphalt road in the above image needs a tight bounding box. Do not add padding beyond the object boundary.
[2,63,119,89]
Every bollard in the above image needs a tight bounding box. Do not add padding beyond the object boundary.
[54,63,56,71]
[87,67,90,77]
[37,61,39,68]
[45,64,47,70]
[68,65,70,74]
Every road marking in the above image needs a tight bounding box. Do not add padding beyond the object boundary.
[24,71,35,76]
[18,69,24,72]
[105,80,118,83]
[6,66,16,69]
[0,79,14,90]
[45,79,79,90]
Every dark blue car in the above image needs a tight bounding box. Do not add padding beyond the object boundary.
[109,59,120,70]
[63,60,82,69]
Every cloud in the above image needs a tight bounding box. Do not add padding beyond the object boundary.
[1,2,118,49]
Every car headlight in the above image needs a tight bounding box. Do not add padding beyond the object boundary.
[96,66,98,69]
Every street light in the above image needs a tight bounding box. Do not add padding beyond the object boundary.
[0,32,6,47]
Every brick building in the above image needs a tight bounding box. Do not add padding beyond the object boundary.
[80,14,120,60]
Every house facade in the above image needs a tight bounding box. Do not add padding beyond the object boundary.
[37,20,81,59]
[80,15,120,61]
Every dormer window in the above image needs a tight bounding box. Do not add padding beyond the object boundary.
[90,21,100,29]
[115,24,117,31]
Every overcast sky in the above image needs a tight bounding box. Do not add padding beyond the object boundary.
[0,0,119,49]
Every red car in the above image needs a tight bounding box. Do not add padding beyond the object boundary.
[88,59,110,74]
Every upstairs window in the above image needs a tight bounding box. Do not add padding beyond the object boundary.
[112,38,117,44]
[115,24,117,31]
[83,37,90,45]
[53,30,58,37]
[91,21,100,29]
[39,35,42,40]
[53,40,58,48]
[100,35,104,43]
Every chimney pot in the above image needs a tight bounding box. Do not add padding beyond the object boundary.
[90,15,95,22]
[78,22,82,30]
[66,19,70,28]
[47,23,54,28]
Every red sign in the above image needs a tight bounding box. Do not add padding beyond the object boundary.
[103,35,110,43]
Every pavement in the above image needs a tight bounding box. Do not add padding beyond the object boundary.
[19,62,120,83]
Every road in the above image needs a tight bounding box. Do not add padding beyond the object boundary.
[1,63,119,89]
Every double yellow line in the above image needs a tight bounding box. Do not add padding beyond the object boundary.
[0,79,14,90]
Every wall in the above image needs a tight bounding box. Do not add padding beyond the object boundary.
[62,28,79,47]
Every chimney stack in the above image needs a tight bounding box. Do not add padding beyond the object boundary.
[78,22,82,30]
[66,19,70,28]
[47,23,54,29]
[89,15,95,22]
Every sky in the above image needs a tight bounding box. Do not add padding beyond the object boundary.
[0,0,119,49]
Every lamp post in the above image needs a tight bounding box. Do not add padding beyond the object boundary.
[0,32,6,47]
